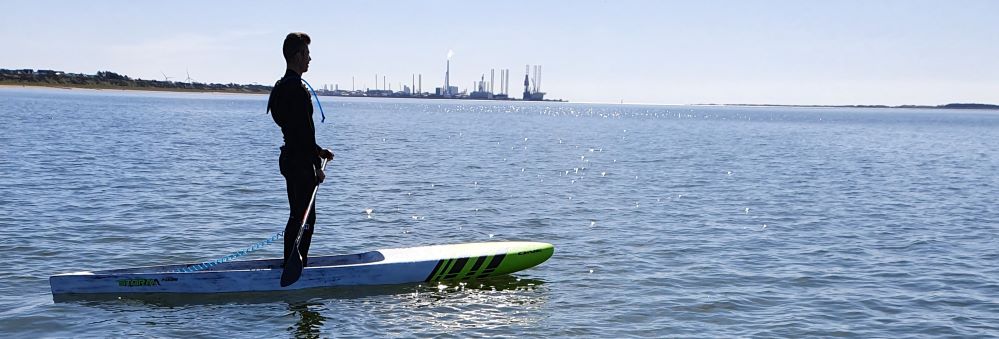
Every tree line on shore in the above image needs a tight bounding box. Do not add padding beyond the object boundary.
[0,68,272,93]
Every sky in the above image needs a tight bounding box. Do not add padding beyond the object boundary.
[2,0,997,105]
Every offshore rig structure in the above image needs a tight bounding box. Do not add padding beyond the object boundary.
[522,64,545,101]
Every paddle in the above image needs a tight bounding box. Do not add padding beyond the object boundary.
[280,157,329,287]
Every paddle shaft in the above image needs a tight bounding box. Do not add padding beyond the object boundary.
[291,158,328,255]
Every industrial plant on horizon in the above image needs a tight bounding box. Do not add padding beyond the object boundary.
[314,50,557,102]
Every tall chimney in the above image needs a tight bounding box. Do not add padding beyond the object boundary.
[501,69,506,95]
[506,69,510,95]
[533,66,538,93]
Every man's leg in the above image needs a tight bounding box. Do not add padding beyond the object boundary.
[283,174,311,266]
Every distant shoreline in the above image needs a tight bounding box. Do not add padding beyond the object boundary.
[696,103,999,110]
[0,80,268,95]
[0,68,566,102]
[0,82,268,95]
[3,79,996,110]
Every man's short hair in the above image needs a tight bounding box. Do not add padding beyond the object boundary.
[283,32,311,62]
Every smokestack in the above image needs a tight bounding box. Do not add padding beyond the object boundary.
[375,74,378,90]
[445,50,453,97]
[418,74,422,94]
[490,69,495,94]
[505,69,510,95]
[501,69,505,95]
[534,66,538,93]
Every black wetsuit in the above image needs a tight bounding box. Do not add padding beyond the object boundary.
[267,69,322,267]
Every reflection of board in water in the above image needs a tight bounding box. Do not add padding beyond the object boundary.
[52,275,549,306]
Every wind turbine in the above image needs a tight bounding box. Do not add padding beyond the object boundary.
[161,71,173,83]
[185,68,195,83]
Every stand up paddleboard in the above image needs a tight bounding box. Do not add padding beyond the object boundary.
[49,241,553,295]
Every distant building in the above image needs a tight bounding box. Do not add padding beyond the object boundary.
[469,91,492,99]
[469,74,493,99]
[365,89,393,97]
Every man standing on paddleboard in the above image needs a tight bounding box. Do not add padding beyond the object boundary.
[267,32,334,268]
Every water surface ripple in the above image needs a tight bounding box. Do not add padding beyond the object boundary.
[1,88,997,337]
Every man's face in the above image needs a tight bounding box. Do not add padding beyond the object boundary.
[297,46,311,73]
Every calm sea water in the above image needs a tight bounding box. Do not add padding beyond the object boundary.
[1,87,997,337]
